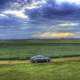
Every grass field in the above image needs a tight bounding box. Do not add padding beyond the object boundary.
[0,39,80,60]
[0,39,80,80]
[0,61,80,80]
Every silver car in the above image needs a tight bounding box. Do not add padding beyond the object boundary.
[31,55,50,63]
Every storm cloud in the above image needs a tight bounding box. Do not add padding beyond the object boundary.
[26,0,80,20]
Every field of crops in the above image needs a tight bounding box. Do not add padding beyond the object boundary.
[0,39,80,60]
[0,61,80,80]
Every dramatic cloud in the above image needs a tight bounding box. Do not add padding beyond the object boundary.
[32,1,80,20]
[1,0,80,19]
[0,0,80,39]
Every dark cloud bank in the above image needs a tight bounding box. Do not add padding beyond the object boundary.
[1,0,80,19]
[26,0,80,20]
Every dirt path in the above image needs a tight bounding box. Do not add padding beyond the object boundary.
[0,57,80,64]
[0,60,30,64]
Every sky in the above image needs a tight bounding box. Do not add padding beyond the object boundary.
[0,0,80,39]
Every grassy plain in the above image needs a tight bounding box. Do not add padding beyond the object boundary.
[0,39,80,80]
[0,39,80,60]
[0,61,80,80]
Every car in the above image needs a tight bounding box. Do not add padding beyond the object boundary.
[30,55,50,63]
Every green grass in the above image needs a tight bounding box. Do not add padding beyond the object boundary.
[0,44,80,59]
[0,39,80,80]
[0,62,80,80]
[0,39,80,59]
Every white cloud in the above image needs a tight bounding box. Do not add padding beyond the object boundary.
[0,14,8,19]
[0,14,6,17]
[57,0,80,5]
[57,22,79,27]
[19,0,47,10]
[3,10,29,19]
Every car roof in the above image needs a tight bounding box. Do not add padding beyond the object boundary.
[31,55,47,58]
